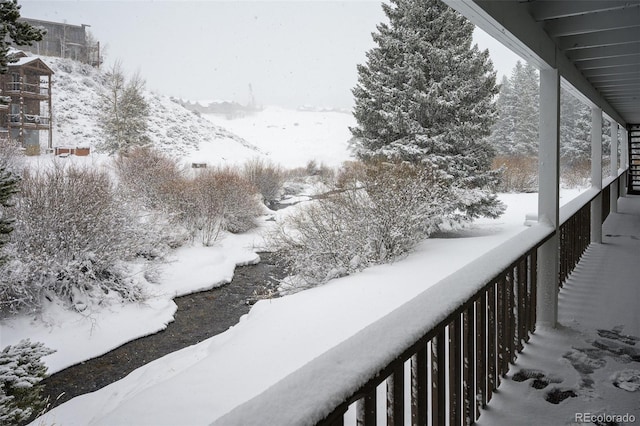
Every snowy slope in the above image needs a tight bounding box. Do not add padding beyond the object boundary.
[45,56,260,160]
[203,106,355,168]
[45,55,357,168]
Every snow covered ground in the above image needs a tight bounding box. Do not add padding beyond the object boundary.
[21,189,593,426]
[201,107,355,168]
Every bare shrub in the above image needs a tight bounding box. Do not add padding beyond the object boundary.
[561,159,591,188]
[242,158,285,206]
[114,147,192,255]
[304,160,333,178]
[272,161,453,290]
[114,148,263,247]
[492,155,538,193]
[0,163,144,315]
[114,146,186,212]
[188,167,263,246]
[0,140,23,175]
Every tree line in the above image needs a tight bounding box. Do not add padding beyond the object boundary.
[489,60,614,191]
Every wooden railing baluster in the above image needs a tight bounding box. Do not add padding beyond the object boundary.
[449,317,462,426]
[387,363,404,426]
[463,306,474,423]
[431,332,446,426]
[487,283,497,398]
[476,294,487,418]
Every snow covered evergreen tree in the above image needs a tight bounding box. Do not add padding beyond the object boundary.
[0,0,45,73]
[351,0,503,221]
[560,88,591,167]
[510,61,539,156]
[0,165,18,265]
[489,76,515,155]
[98,62,150,154]
[490,61,539,156]
[0,339,54,425]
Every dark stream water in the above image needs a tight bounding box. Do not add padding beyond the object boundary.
[38,252,286,412]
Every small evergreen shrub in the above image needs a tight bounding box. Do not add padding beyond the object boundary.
[0,340,55,426]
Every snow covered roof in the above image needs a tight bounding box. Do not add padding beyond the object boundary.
[8,56,54,74]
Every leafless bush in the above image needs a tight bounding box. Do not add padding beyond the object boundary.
[0,163,145,315]
[271,161,452,289]
[492,155,538,192]
[285,160,336,183]
[0,139,23,175]
[242,158,285,206]
[188,167,263,246]
[114,148,263,247]
[114,147,192,253]
[114,146,187,212]
[561,159,591,188]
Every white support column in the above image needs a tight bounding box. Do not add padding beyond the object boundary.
[590,107,602,244]
[610,122,619,213]
[537,68,560,328]
[622,127,629,196]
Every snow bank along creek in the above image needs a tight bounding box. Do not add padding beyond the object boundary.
[38,251,286,414]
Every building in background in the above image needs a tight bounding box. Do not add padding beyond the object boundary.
[14,18,101,67]
[0,51,53,155]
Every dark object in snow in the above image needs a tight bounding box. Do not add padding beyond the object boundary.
[597,328,639,346]
[511,369,562,390]
[593,339,640,362]
[544,388,577,404]
[512,369,545,382]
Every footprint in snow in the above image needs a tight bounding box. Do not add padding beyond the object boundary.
[512,368,563,390]
[611,369,640,392]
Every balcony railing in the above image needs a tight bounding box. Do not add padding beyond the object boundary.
[213,171,627,426]
[8,113,50,126]
[5,82,50,96]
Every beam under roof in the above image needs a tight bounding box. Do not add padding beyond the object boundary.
[544,7,640,38]
[557,27,640,51]
[441,0,626,125]
[577,55,640,70]
[567,42,640,61]
[529,0,633,21]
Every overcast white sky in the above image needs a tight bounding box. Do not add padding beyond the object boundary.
[19,0,522,108]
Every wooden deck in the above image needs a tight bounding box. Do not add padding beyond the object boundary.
[478,195,640,425]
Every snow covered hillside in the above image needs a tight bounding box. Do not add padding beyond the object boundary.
[46,56,260,160]
[202,107,355,168]
[45,55,356,167]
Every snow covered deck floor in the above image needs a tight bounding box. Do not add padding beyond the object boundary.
[478,195,640,426]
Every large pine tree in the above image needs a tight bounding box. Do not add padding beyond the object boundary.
[351,0,503,220]
[490,60,539,156]
[510,61,539,156]
[560,88,591,167]
[490,75,516,155]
